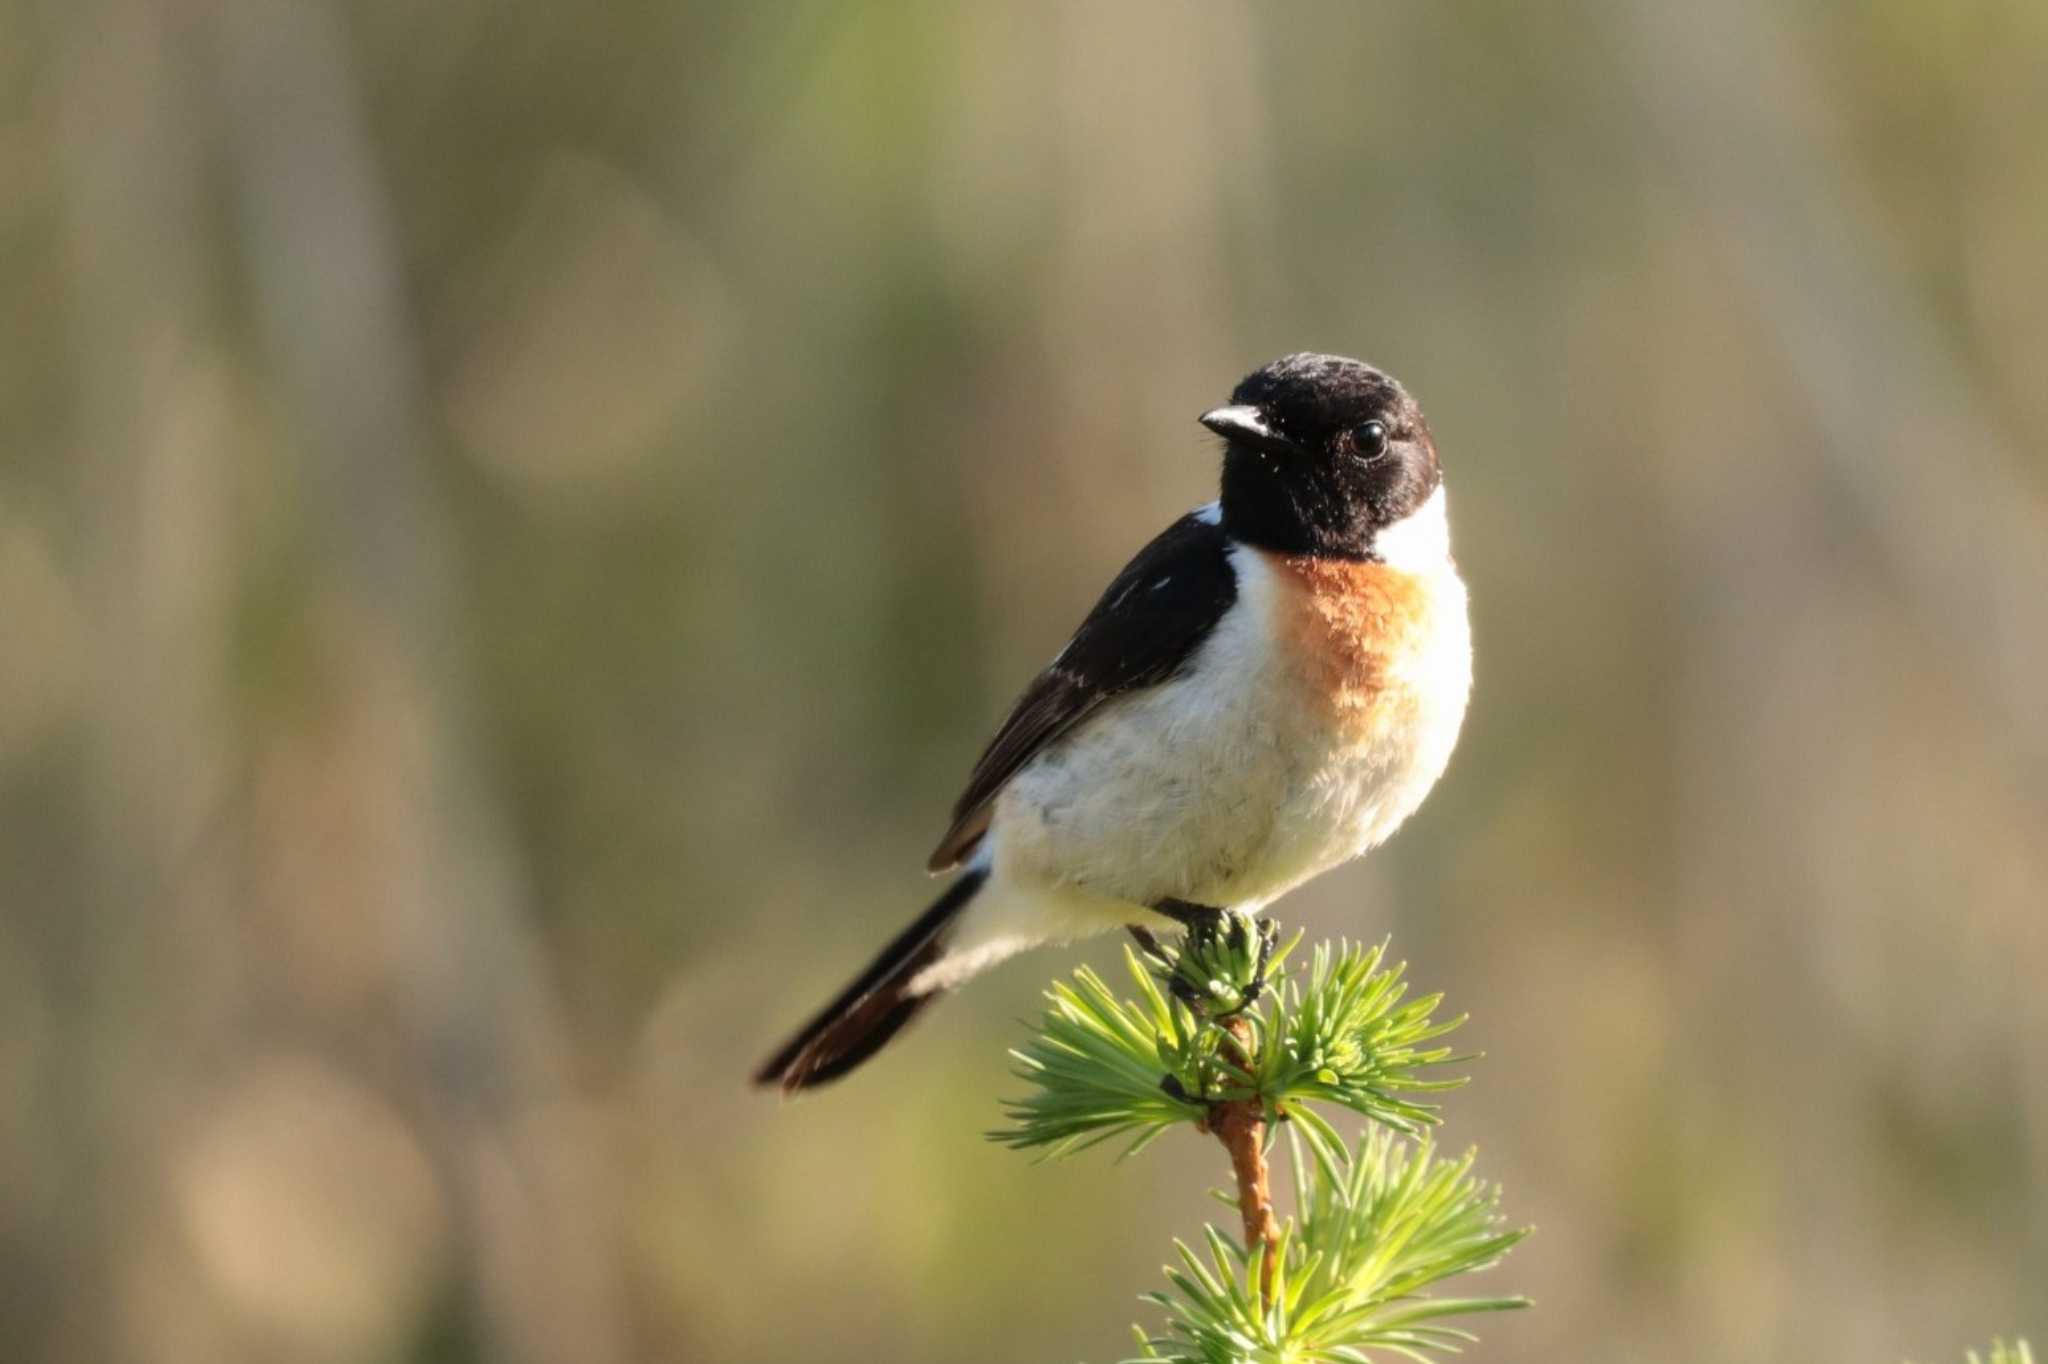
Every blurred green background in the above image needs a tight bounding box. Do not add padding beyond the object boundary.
[4,2,2045,1361]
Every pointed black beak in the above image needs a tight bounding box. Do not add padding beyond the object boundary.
[1200,405,1299,457]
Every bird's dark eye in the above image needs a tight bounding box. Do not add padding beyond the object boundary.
[1354,421,1389,459]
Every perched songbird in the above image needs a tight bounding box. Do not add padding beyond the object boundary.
[754,353,1471,1092]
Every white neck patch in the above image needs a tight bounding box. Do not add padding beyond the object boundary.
[1371,485,1453,573]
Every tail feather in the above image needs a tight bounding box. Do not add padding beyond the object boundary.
[751,868,988,1093]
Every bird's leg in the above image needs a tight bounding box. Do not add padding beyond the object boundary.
[1241,916,1280,1007]
[1151,897,1229,933]
[1147,898,1231,1008]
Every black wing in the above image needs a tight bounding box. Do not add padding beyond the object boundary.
[927,509,1238,872]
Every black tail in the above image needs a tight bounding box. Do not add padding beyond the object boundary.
[751,868,988,1093]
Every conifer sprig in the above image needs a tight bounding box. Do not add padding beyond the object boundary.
[1124,1131,1527,1364]
[989,916,1527,1360]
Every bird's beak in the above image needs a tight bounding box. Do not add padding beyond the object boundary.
[1199,405,1297,457]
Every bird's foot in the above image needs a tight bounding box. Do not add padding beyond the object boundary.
[1243,915,1280,1006]
[1127,924,1210,1006]
[1144,903,1234,1008]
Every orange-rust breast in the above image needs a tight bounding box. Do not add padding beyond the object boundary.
[1261,552,1435,743]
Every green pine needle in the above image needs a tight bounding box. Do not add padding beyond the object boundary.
[1122,1130,1528,1363]
[990,938,1468,1157]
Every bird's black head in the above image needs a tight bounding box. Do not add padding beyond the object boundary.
[1203,353,1441,560]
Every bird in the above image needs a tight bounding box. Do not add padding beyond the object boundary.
[753,352,1472,1093]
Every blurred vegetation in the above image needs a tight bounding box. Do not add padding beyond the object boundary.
[1952,1344,2036,1364]
[1,1,2044,1362]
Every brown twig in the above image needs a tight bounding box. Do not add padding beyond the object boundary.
[1204,1015,1281,1309]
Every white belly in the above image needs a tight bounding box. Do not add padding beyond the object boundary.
[989,542,1471,914]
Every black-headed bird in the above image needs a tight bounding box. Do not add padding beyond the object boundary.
[755,354,1471,1092]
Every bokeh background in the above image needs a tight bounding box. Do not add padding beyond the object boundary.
[4,2,2045,1361]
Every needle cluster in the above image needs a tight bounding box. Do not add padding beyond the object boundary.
[992,935,1465,1161]
[1129,1131,1523,1364]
